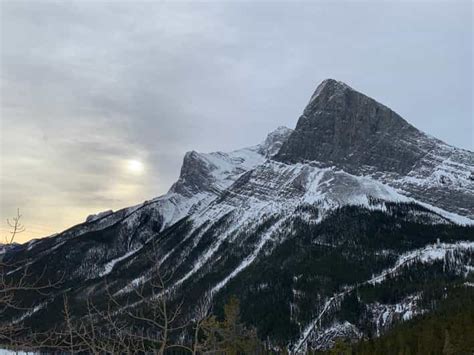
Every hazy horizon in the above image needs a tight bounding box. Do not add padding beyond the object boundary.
[1,1,472,243]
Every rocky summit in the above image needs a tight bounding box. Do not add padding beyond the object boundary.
[276,79,427,174]
[2,79,474,353]
[277,79,474,218]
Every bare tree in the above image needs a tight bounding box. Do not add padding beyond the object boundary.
[189,291,213,355]
[57,295,135,354]
[1,209,29,345]
[0,209,61,351]
[3,209,25,246]
[53,237,196,353]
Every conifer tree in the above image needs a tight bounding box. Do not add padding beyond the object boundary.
[201,295,261,354]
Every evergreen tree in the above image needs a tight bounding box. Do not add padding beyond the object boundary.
[201,296,261,354]
[330,338,351,355]
[442,329,455,355]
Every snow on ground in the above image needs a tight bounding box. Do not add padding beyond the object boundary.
[211,218,287,294]
[306,321,362,351]
[99,249,139,277]
[369,294,422,336]
[11,302,47,325]
[397,155,473,191]
[173,206,265,288]
[86,210,114,223]
[414,201,474,226]
[153,191,213,231]
[115,275,147,296]
[202,147,265,189]
[369,241,474,285]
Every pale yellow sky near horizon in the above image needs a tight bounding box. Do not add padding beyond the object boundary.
[1,204,132,244]
[1,159,154,244]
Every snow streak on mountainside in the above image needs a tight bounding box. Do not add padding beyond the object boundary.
[2,79,473,353]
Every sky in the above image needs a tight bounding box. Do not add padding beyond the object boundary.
[0,0,472,243]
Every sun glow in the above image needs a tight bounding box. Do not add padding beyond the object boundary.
[126,159,145,175]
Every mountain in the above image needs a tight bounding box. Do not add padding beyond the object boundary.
[2,79,473,353]
[276,79,473,218]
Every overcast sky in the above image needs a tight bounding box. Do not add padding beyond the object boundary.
[1,0,472,242]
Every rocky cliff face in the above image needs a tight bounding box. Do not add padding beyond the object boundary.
[276,79,474,218]
[2,79,473,352]
[276,79,428,174]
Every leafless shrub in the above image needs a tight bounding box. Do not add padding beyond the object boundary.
[0,209,61,351]
[52,237,207,353]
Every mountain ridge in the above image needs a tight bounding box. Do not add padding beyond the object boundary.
[278,79,445,172]
[276,78,473,218]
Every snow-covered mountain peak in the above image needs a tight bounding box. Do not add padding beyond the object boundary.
[259,126,293,158]
[169,147,265,198]
[274,79,473,218]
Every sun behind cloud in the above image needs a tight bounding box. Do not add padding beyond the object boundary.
[126,159,145,175]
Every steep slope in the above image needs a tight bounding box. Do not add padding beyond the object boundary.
[276,79,427,174]
[1,79,473,353]
[276,79,474,217]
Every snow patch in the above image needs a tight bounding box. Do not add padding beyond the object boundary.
[211,218,287,294]
[99,249,139,277]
